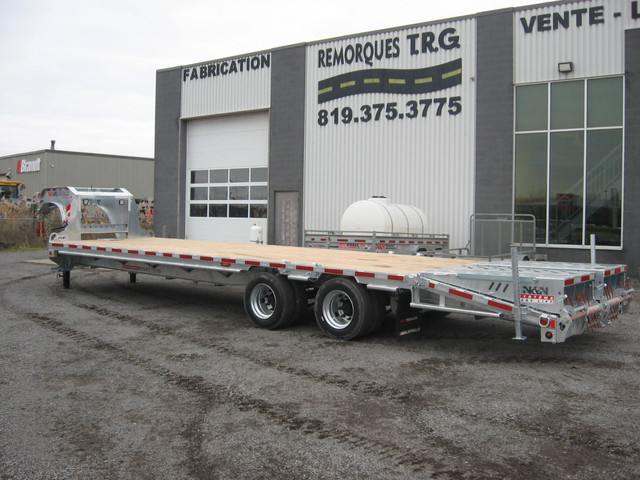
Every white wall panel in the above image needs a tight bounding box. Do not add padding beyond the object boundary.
[514,0,635,83]
[181,53,271,118]
[304,19,476,248]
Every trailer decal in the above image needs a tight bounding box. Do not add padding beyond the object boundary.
[521,294,555,304]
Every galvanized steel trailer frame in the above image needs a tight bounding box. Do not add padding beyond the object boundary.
[41,187,633,343]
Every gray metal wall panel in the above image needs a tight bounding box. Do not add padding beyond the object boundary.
[268,45,306,245]
[154,67,183,238]
[622,27,640,275]
[475,11,514,214]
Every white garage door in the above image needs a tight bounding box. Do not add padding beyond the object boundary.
[186,111,269,242]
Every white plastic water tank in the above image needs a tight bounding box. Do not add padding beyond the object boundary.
[340,196,428,234]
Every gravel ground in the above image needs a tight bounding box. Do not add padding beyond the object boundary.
[1,249,639,480]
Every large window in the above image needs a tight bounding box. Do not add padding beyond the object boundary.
[188,167,268,219]
[514,77,623,247]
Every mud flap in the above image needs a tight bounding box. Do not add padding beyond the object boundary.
[394,290,421,336]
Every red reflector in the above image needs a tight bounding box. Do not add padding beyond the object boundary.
[296,265,314,271]
[324,268,343,275]
[545,331,554,340]
[450,288,473,300]
[355,271,375,278]
[388,275,404,281]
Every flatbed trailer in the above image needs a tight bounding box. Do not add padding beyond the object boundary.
[40,187,633,343]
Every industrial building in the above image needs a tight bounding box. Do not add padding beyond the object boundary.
[0,145,154,201]
[153,0,640,270]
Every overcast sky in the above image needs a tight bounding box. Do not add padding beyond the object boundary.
[0,0,537,159]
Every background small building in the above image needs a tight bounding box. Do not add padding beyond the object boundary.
[0,144,154,201]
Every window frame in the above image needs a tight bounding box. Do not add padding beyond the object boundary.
[513,76,624,250]
[187,166,268,220]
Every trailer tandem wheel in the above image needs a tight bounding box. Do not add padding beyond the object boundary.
[314,278,374,340]
[244,273,296,330]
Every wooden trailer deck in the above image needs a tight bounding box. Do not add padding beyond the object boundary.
[66,237,477,276]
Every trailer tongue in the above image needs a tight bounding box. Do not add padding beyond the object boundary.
[40,187,633,343]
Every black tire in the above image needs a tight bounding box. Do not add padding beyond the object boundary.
[244,273,296,330]
[314,278,373,340]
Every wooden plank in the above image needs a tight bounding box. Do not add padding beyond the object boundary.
[68,237,477,275]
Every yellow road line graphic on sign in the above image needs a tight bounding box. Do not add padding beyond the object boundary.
[442,68,462,79]
[317,58,462,103]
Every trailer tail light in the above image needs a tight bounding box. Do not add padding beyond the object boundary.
[539,316,556,329]
[545,331,554,340]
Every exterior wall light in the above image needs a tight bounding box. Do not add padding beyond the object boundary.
[558,62,574,73]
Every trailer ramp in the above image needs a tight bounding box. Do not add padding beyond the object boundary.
[413,261,632,343]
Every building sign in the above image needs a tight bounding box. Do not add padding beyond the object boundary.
[303,18,476,249]
[311,24,467,129]
[182,53,270,82]
[16,158,41,174]
[514,0,640,83]
[519,1,639,34]
[180,53,271,118]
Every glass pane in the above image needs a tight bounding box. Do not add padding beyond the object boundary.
[549,131,584,245]
[587,77,623,127]
[250,204,268,218]
[229,186,249,200]
[190,187,207,201]
[251,167,268,182]
[209,204,228,217]
[250,185,268,200]
[209,186,227,200]
[551,81,584,130]
[190,170,208,184]
[230,168,250,183]
[210,169,228,183]
[586,129,622,246]
[516,84,548,131]
[229,204,248,218]
[189,204,207,217]
[515,133,548,243]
